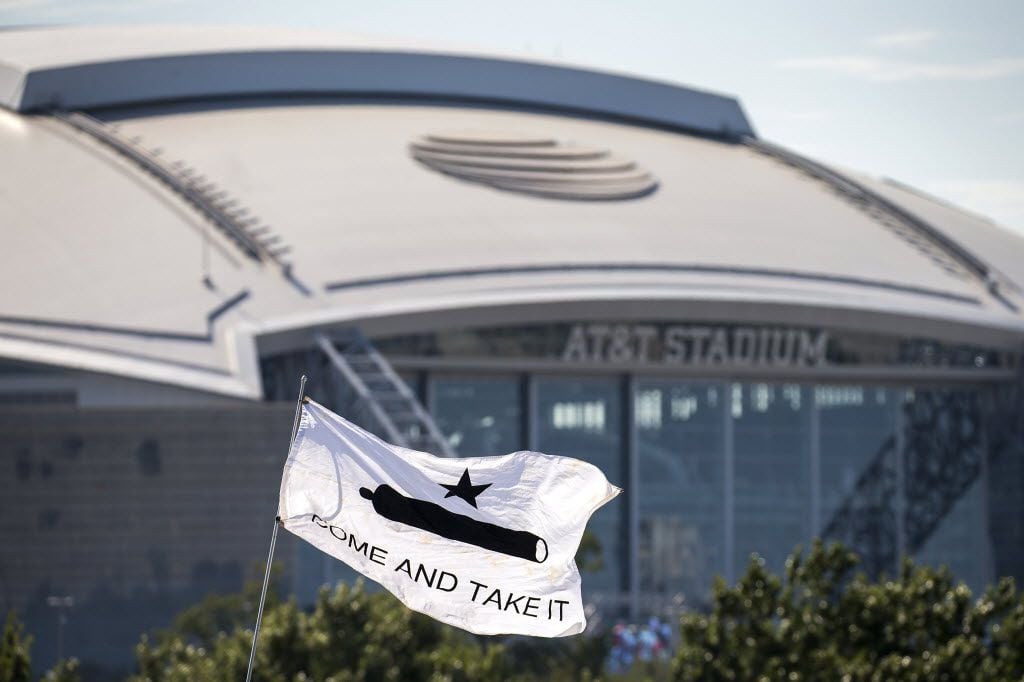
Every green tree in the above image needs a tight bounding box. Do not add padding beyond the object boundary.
[576,529,604,574]
[0,611,31,682]
[171,563,284,651]
[42,657,81,682]
[131,580,513,682]
[129,549,614,682]
[671,541,1024,681]
[503,631,607,681]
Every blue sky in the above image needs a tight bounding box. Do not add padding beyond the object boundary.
[2,0,1023,233]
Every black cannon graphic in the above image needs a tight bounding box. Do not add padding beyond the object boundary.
[359,484,549,563]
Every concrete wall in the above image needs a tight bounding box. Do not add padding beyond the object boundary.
[0,366,251,408]
[0,402,295,676]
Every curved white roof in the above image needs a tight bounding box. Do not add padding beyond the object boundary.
[1,26,1022,398]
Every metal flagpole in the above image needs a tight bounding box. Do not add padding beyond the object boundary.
[246,373,307,682]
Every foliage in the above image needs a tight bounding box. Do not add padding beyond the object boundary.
[503,630,607,681]
[0,611,31,682]
[0,610,80,682]
[671,541,1024,681]
[42,657,81,682]
[171,564,283,651]
[130,545,611,682]
[576,529,604,574]
[14,540,1024,681]
[132,580,516,682]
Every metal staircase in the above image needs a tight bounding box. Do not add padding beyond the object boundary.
[313,331,456,457]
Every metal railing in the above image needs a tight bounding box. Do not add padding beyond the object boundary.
[745,136,1020,312]
[314,330,457,457]
[53,110,292,270]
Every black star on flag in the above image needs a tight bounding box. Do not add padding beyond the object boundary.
[440,468,491,508]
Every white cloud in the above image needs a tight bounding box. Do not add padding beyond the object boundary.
[777,55,1024,82]
[868,30,938,49]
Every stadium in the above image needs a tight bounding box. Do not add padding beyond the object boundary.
[1,24,1022,672]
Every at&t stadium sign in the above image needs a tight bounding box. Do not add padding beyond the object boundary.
[560,324,829,368]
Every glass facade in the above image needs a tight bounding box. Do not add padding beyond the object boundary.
[635,381,724,610]
[817,386,897,529]
[732,383,809,576]
[262,322,1023,619]
[430,375,522,456]
[421,373,1007,617]
[535,378,625,601]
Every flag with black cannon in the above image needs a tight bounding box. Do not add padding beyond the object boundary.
[244,378,619,680]
[242,372,614,679]
[277,395,619,636]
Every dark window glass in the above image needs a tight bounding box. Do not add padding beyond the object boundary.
[816,386,899,575]
[733,383,809,574]
[818,386,897,529]
[397,371,422,402]
[535,377,624,605]
[916,478,988,593]
[635,381,724,609]
[431,375,521,456]
[905,389,990,594]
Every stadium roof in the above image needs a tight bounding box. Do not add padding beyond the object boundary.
[1,25,1022,399]
[0,25,753,137]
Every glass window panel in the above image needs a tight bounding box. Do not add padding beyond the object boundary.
[636,381,724,609]
[905,388,991,593]
[430,375,521,456]
[986,411,1024,586]
[915,477,989,594]
[733,382,809,574]
[535,377,624,605]
[814,385,899,576]
[818,386,898,531]
[397,371,422,401]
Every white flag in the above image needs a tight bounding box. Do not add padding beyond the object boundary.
[277,399,620,637]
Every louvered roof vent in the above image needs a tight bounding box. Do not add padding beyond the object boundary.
[410,131,658,201]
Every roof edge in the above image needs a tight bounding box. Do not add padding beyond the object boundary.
[3,46,754,137]
[0,332,262,400]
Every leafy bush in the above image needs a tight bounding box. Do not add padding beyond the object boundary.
[0,611,32,682]
[0,611,80,682]
[132,580,515,682]
[672,541,1024,681]
[9,541,1024,681]
[128,554,611,682]
[42,657,81,682]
